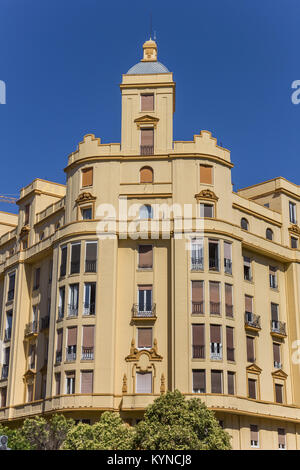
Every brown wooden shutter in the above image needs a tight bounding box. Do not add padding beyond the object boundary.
[141,94,154,111]
[136,372,152,393]
[57,330,63,352]
[250,425,258,441]
[211,370,222,393]
[273,343,280,363]
[200,165,212,184]
[140,167,153,183]
[246,336,255,362]
[141,129,154,146]
[248,379,256,399]
[82,168,93,187]
[55,373,61,395]
[245,295,252,312]
[271,303,279,321]
[192,281,203,302]
[225,284,233,306]
[192,324,205,346]
[209,282,220,302]
[278,428,285,446]
[193,370,205,391]
[138,328,152,348]
[67,327,77,346]
[228,372,235,395]
[226,327,234,348]
[139,245,153,268]
[224,242,231,259]
[81,371,93,394]
[275,384,283,403]
[82,326,95,348]
[210,324,221,343]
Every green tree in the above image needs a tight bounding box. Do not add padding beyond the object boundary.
[132,390,231,450]
[63,412,134,450]
[0,424,32,450]
[21,414,75,450]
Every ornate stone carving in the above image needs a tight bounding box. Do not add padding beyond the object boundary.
[19,225,30,239]
[125,338,162,362]
[289,224,300,235]
[195,189,218,201]
[272,369,288,379]
[160,373,166,394]
[75,192,96,205]
[134,115,159,129]
[122,374,128,393]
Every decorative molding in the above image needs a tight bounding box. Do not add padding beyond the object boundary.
[160,373,166,394]
[195,189,218,202]
[272,369,288,380]
[288,224,300,236]
[134,115,160,129]
[23,370,36,384]
[125,338,162,362]
[75,192,96,205]
[19,225,30,239]
[246,363,262,375]
[122,374,128,394]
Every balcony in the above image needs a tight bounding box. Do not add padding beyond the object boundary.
[274,361,282,369]
[82,347,94,360]
[55,351,62,364]
[83,302,95,316]
[210,301,221,315]
[7,289,14,302]
[1,365,8,380]
[85,260,97,273]
[191,259,204,271]
[271,320,287,338]
[66,347,76,362]
[192,301,204,314]
[245,312,261,331]
[24,321,38,338]
[4,328,11,342]
[140,145,153,156]
[224,258,232,274]
[210,343,222,361]
[68,304,78,318]
[192,345,205,359]
[58,307,64,320]
[132,303,156,321]
[40,316,50,331]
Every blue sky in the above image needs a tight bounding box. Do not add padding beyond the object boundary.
[0,0,299,213]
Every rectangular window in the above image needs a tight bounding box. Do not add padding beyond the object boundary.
[273,343,281,369]
[269,266,277,288]
[245,295,254,325]
[137,328,152,349]
[56,330,63,363]
[55,373,61,396]
[60,246,67,277]
[58,287,65,319]
[200,165,212,184]
[200,203,214,218]
[83,282,96,315]
[291,236,298,249]
[243,257,252,281]
[225,284,233,317]
[226,327,234,361]
[25,204,30,225]
[140,128,154,155]
[208,240,219,271]
[27,384,33,403]
[82,326,95,360]
[210,325,222,360]
[289,201,297,223]
[192,324,205,359]
[191,238,204,270]
[278,428,286,449]
[271,303,279,331]
[248,378,257,399]
[250,425,259,448]
[209,281,220,315]
[66,327,77,361]
[192,281,204,314]
[81,207,92,220]
[7,272,15,301]
[224,242,232,274]
[81,370,94,394]
[138,245,153,269]
[275,383,283,403]
[5,311,13,341]
[192,370,206,393]
[33,267,40,290]
[136,372,152,393]
[211,370,223,394]
[68,284,79,317]
[138,285,153,314]
[0,387,7,408]
[246,336,255,363]
[82,168,93,187]
[85,241,97,272]
[70,243,81,274]
[227,372,235,395]
[66,372,75,395]
[141,94,154,111]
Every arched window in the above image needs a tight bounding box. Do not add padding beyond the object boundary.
[241,218,249,231]
[139,205,153,219]
[140,166,153,184]
[266,228,273,240]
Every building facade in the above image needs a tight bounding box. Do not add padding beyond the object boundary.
[0,39,300,450]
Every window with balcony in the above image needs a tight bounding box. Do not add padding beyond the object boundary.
[266,228,273,240]
[137,327,152,350]
[246,336,255,363]
[85,241,97,272]
[81,207,92,220]
[224,242,232,274]
[28,344,36,370]
[192,324,205,359]
[139,204,153,219]
[68,284,79,317]
[1,347,10,380]
[225,284,233,318]
[137,285,153,316]
[199,203,214,218]
[209,281,220,315]
[27,384,34,403]
[192,370,206,393]
[138,245,153,269]
[56,329,63,363]
[58,286,65,320]
[273,343,281,369]
[66,327,77,361]
[82,325,95,360]
[210,325,222,360]
[70,243,81,274]
[241,218,249,231]
[269,266,277,289]
[250,425,259,448]
[211,370,223,394]
[60,246,67,277]
[226,327,235,362]
[208,239,219,271]
[83,282,96,316]
[81,370,94,394]
[191,281,204,314]
[227,372,235,395]
[271,303,281,333]
[248,378,257,399]
[140,166,153,183]
[141,94,154,112]
[275,383,283,403]
[140,128,154,155]
[243,257,252,281]
[191,238,204,271]
[200,165,213,184]
[278,428,286,449]
[289,201,297,224]
[7,272,15,301]
[82,167,93,188]
[66,372,75,394]
[136,372,152,393]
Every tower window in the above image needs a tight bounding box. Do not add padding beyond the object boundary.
[140,128,154,155]
[200,165,213,184]
[141,94,154,112]
[140,166,153,183]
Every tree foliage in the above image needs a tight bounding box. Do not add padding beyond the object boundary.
[0,424,32,450]
[132,390,232,450]
[21,414,74,450]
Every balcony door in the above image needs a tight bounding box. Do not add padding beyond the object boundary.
[138,285,152,313]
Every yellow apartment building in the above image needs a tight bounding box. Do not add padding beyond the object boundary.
[0,39,300,450]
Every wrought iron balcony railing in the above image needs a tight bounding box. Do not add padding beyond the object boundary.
[191,259,204,271]
[210,343,222,360]
[224,258,232,274]
[245,312,261,330]
[25,321,38,337]
[83,302,95,316]
[82,347,94,360]
[210,301,221,315]
[132,303,156,318]
[70,261,80,274]
[66,347,76,362]
[68,304,78,318]
[271,320,286,336]
[192,301,204,314]
[85,260,97,273]
[140,145,154,156]
[4,328,11,342]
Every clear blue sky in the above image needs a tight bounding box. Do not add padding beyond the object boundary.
[0,0,299,213]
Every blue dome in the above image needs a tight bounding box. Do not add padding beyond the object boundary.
[126,61,169,75]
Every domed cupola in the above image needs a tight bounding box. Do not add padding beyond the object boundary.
[126,39,170,75]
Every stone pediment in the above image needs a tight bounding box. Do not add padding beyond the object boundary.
[195,189,218,202]
[272,369,288,379]
[134,115,160,128]
[125,338,162,362]
[19,225,30,238]
[288,224,300,236]
[246,363,262,374]
[75,192,96,205]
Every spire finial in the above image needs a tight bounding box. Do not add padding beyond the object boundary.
[142,37,157,62]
